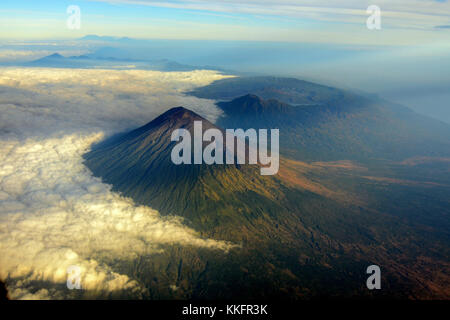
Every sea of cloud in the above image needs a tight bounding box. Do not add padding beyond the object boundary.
[0,68,230,138]
[0,67,235,299]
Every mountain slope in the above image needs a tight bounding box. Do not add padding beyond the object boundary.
[208,85,450,161]
[83,107,299,241]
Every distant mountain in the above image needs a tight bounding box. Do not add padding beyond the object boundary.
[83,106,450,299]
[79,35,134,42]
[0,280,8,300]
[42,53,64,59]
[190,77,450,161]
[29,53,65,63]
[188,76,348,105]
[24,52,227,72]
[26,53,97,68]
[88,46,134,60]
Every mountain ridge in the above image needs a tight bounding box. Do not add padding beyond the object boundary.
[209,79,450,161]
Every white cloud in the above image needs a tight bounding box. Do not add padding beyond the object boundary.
[0,68,236,299]
[0,68,233,139]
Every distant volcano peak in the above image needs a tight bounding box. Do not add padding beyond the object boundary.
[231,94,265,106]
[239,93,262,101]
[219,94,291,116]
[46,53,64,59]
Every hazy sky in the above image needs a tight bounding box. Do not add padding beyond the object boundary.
[1,0,450,45]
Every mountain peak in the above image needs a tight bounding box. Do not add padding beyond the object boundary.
[107,106,218,150]
[239,93,262,102]
[159,106,200,120]
[29,53,65,65]
[46,53,64,59]
[144,106,208,130]
[80,35,134,41]
[218,94,291,116]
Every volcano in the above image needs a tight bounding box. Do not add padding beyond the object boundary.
[83,107,291,241]
[83,105,450,299]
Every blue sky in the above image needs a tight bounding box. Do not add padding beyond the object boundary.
[1,0,449,45]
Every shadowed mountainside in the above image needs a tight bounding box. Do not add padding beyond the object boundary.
[0,281,8,300]
[190,77,450,161]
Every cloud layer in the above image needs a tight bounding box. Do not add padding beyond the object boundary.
[0,68,231,139]
[0,68,235,299]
